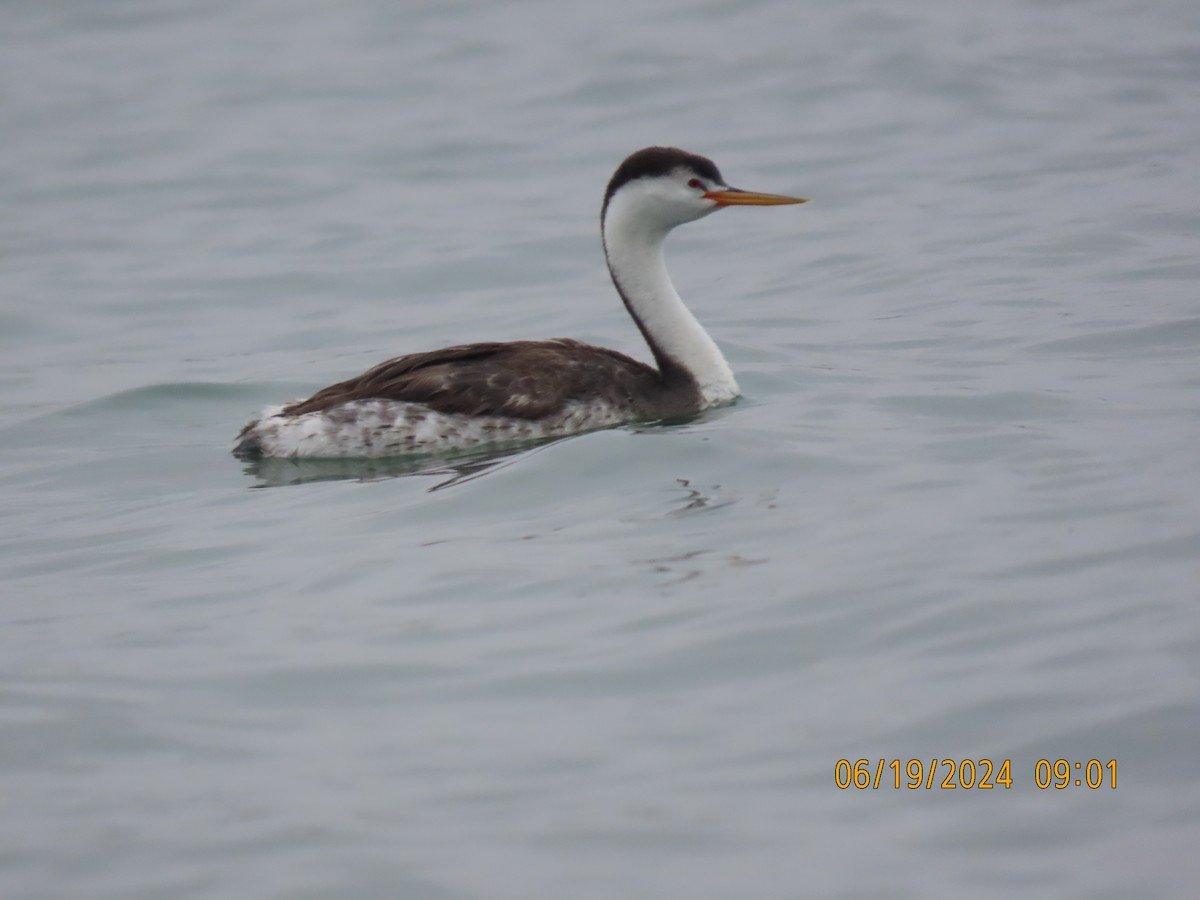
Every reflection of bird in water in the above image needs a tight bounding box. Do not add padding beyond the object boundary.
[240,444,529,491]
[234,147,806,460]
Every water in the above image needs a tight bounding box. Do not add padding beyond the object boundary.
[2,0,1199,896]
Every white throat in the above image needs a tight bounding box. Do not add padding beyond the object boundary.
[602,189,739,406]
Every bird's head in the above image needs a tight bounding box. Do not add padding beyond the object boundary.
[601,146,807,236]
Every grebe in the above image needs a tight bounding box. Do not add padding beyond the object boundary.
[233,147,806,459]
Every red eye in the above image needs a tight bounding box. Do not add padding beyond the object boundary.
[688,178,704,189]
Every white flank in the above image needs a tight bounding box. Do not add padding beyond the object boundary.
[240,399,626,459]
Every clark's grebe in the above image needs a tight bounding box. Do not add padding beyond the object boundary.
[233,147,806,459]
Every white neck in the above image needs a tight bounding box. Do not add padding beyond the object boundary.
[602,192,739,406]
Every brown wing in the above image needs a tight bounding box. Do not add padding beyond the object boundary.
[279,339,662,420]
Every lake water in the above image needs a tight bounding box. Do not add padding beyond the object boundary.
[2,0,1199,897]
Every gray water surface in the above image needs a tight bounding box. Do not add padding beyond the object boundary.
[2,0,1199,897]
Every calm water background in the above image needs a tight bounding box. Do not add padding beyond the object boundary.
[3,0,1199,896]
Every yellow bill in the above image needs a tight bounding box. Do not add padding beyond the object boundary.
[704,188,808,206]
